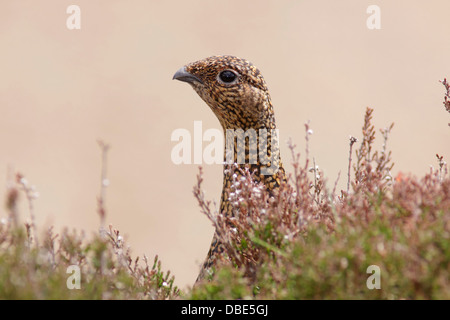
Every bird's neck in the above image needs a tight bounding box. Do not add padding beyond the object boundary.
[219,126,286,215]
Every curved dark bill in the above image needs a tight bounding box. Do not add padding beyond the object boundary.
[172,66,203,84]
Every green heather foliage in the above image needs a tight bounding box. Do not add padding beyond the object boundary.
[190,108,449,300]
[0,102,449,299]
[0,224,179,299]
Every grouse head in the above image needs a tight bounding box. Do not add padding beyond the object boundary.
[173,55,276,131]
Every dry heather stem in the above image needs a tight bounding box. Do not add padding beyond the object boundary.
[440,78,450,126]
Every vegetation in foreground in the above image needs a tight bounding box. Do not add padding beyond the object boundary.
[190,108,449,299]
[0,81,449,299]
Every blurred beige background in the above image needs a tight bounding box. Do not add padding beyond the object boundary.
[0,0,449,288]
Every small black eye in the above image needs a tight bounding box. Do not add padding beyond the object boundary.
[219,70,237,83]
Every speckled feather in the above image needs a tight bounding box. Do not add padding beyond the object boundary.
[174,55,286,282]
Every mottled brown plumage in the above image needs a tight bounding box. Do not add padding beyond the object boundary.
[173,55,286,282]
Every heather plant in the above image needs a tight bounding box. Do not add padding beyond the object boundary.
[190,108,450,299]
[441,78,450,126]
[0,216,179,299]
[0,220,178,299]
[0,89,449,299]
[0,143,179,300]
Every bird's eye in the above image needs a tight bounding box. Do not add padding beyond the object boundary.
[218,70,238,83]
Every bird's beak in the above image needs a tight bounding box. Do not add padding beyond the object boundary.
[172,66,203,84]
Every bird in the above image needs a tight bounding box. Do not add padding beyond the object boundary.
[173,55,286,282]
